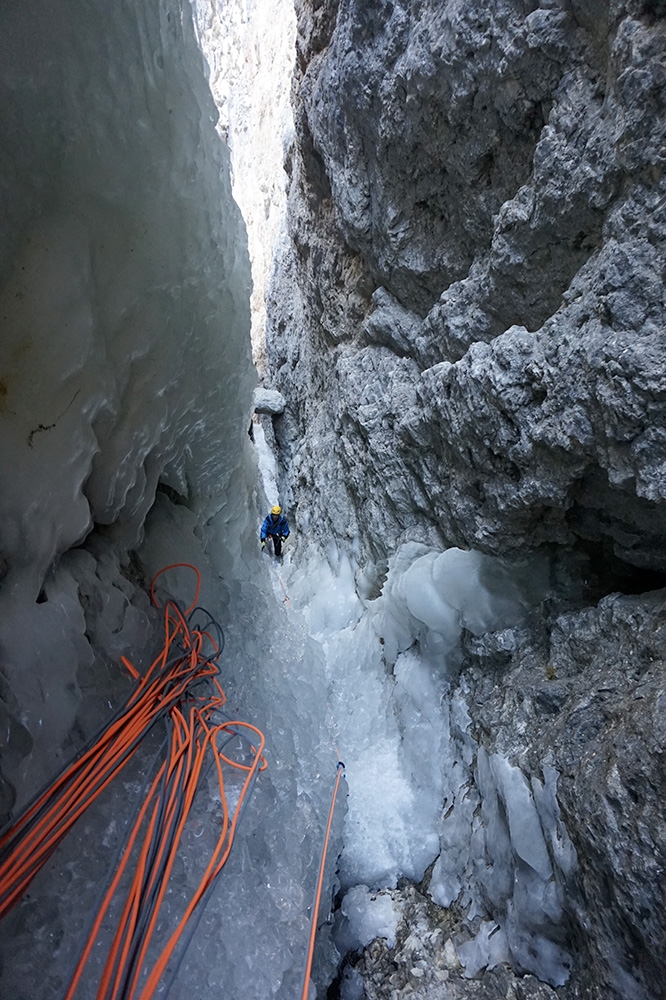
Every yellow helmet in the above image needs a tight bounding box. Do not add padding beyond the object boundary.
[271,504,282,515]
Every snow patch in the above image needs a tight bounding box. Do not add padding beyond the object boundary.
[341,886,400,951]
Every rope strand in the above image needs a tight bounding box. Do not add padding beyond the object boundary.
[0,564,267,1000]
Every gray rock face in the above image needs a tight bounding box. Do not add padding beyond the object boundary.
[460,588,666,999]
[266,1,666,997]
[253,387,286,415]
[342,590,666,1000]
[268,0,666,578]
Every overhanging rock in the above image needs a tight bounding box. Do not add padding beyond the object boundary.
[253,387,286,415]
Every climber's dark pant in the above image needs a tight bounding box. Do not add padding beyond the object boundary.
[267,534,283,556]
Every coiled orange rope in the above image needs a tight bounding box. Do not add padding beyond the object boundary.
[0,563,266,1000]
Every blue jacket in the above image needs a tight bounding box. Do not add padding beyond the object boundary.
[261,512,290,540]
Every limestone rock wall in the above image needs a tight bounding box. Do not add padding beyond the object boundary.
[459,589,666,999]
[266,1,666,997]
[268,0,666,580]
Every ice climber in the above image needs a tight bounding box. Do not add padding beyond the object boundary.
[261,504,290,557]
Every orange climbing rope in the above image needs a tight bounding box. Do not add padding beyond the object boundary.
[278,574,291,608]
[300,756,346,1000]
[0,561,347,1000]
[0,563,266,1000]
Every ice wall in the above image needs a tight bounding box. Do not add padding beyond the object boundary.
[282,541,572,986]
[0,0,254,799]
[0,3,342,998]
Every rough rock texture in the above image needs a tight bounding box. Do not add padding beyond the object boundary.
[460,589,666,1000]
[339,884,564,1000]
[265,1,666,998]
[268,0,666,578]
[335,589,666,1000]
[253,387,287,414]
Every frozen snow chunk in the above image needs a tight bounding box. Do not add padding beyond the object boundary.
[427,698,480,907]
[429,846,464,910]
[489,753,553,881]
[431,547,527,636]
[532,765,578,878]
[341,886,399,950]
[401,553,460,641]
[473,749,573,985]
[475,748,515,907]
[429,779,480,908]
[377,542,540,678]
[253,387,286,414]
[450,694,473,738]
[505,904,572,987]
[457,921,509,978]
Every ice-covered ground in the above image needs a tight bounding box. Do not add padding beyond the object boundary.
[0,497,347,1000]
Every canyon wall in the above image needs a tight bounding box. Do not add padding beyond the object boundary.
[192,0,297,369]
[270,0,666,584]
[267,1,666,997]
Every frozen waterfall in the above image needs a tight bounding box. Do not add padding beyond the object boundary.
[274,534,575,988]
[0,1,579,997]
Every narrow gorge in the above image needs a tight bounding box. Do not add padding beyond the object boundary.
[0,2,665,1000]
